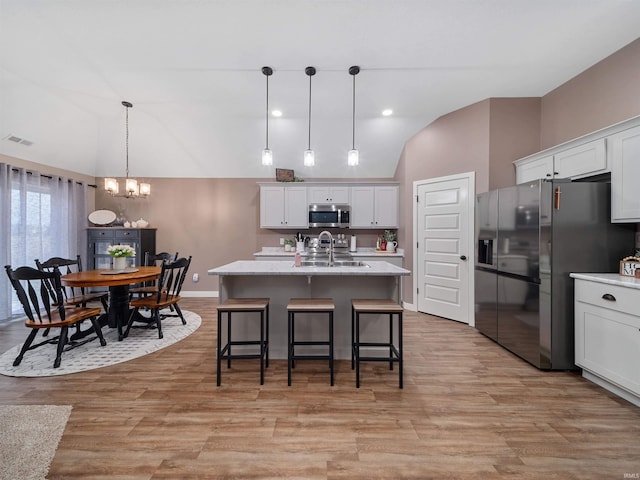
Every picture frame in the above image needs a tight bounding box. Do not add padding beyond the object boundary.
[619,256,640,277]
[276,168,295,182]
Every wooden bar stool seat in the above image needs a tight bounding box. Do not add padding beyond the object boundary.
[351,298,404,388]
[216,298,269,386]
[287,298,335,386]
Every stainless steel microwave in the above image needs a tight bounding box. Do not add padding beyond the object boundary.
[308,204,350,228]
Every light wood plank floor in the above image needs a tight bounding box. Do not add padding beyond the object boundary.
[1,298,639,479]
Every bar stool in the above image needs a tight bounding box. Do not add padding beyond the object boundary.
[216,298,269,386]
[287,298,335,386]
[351,298,404,388]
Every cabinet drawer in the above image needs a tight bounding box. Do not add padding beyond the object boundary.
[88,229,114,239]
[115,229,138,240]
[575,279,638,316]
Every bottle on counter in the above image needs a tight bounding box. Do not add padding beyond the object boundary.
[294,251,301,267]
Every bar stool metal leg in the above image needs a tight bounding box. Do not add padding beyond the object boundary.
[216,298,270,387]
[351,299,404,389]
[287,298,335,387]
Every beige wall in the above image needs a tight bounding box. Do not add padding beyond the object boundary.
[541,38,640,149]
[488,98,541,190]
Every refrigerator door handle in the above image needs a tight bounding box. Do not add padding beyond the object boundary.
[554,187,561,210]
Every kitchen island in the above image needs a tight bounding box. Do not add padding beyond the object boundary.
[208,260,410,359]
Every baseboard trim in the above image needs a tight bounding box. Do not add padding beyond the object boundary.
[181,291,218,298]
[402,302,417,311]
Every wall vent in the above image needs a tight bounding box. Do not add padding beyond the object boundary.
[3,134,34,146]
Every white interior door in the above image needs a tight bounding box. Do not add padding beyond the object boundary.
[414,172,474,324]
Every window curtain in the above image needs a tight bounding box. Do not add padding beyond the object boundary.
[0,163,88,323]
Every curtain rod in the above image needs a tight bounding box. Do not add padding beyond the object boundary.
[10,167,97,188]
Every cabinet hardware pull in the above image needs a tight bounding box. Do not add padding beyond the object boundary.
[460,255,467,260]
[602,293,616,301]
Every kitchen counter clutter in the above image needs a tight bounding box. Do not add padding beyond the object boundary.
[253,246,404,257]
[254,247,405,267]
[569,273,640,407]
[209,260,410,360]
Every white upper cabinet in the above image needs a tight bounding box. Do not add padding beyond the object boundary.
[516,155,554,184]
[259,182,398,230]
[308,186,350,204]
[610,125,640,222]
[554,138,607,179]
[515,139,607,184]
[350,185,399,228]
[260,185,308,229]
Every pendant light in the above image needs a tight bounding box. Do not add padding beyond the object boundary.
[104,101,150,198]
[304,66,316,167]
[348,65,360,166]
[261,66,273,166]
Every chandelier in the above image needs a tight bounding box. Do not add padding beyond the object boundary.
[104,101,150,198]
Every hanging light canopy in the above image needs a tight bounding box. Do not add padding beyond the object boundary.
[104,101,150,198]
[348,65,360,166]
[304,66,316,167]
[261,66,274,166]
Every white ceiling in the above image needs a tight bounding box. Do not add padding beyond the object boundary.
[1,0,639,180]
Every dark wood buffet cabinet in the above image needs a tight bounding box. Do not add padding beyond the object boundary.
[87,227,156,270]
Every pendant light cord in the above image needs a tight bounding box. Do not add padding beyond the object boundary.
[125,103,130,178]
[348,66,360,151]
[307,72,312,150]
[352,73,356,149]
[265,73,269,149]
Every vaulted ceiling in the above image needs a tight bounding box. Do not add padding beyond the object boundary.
[1,0,639,179]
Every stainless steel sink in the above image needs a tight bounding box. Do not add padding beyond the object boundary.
[299,260,369,267]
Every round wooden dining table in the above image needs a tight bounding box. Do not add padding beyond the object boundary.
[62,266,161,341]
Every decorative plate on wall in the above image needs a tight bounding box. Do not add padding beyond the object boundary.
[88,209,116,226]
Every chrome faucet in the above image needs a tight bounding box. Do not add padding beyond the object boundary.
[318,230,334,266]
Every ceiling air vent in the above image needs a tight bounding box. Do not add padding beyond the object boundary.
[3,134,34,146]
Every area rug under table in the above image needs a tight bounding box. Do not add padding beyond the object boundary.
[0,310,201,377]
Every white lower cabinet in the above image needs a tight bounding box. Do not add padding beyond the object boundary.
[573,277,640,407]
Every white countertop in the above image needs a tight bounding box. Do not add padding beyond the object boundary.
[209,260,410,276]
[254,247,405,257]
[570,272,640,290]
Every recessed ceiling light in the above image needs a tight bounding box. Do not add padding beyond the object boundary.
[272,110,282,117]
[382,109,393,117]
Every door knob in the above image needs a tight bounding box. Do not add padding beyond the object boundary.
[460,255,467,260]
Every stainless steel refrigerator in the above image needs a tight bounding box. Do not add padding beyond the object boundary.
[475,179,635,370]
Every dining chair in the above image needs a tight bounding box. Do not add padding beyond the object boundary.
[123,256,192,339]
[4,265,107,368]
[35,255,109,311]
[129,251,178,299]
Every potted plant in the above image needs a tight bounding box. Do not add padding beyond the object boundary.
[383,230,397,252]
[107,244,136,270]
[384,230,397,243]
